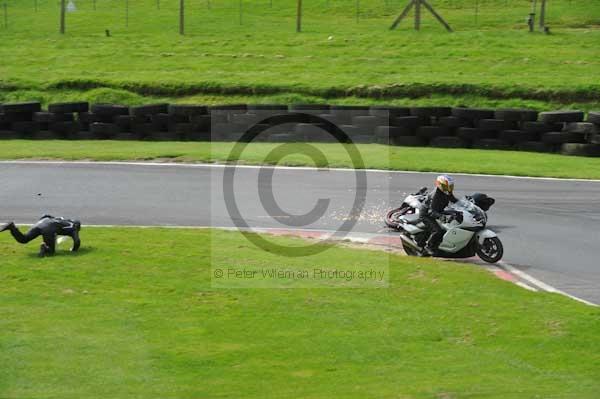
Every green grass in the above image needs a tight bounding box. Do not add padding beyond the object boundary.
[1,227,599,398]
[1,0,599,107]
[3,140,600,179]
[3,88,600,112]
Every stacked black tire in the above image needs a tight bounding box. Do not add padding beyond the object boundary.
[0,102,88,140]
[212,104,292,142]
[369,106,600,157]
[555,111,600,157]
[396,107,540,151]
[86,103,211,141]
[0,102,213,141]
[1,101,599,157]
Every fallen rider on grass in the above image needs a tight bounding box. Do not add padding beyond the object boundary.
[1,215,81,257]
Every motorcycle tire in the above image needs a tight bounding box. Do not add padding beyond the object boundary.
[476,237,504,264]
[385,205,410,229]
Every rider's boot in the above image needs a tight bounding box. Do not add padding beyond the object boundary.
[39,243,50,258]
[0,222,15,232]
[424,238,438,256]
[424,245,436,256]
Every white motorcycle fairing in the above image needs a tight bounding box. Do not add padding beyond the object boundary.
[476,229,498,244]
[438,227,476,253]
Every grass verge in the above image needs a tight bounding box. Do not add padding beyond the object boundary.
[2,88,600,113]
[1,227,599,398]
[1,1,600,106]
[2,140,600,179]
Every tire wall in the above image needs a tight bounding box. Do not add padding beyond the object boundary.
[1,102,600,157]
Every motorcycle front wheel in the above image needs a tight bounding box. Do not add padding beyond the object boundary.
[476,237,504,263]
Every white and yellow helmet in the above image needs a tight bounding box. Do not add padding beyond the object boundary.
[435,175,455,195]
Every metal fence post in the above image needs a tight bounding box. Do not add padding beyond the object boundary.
[415,0,421,30]
[296,0,302,32]
[539,0,546,29]
[60,0,65,34]
[239,0,243,25]
[126,0,129,27]
[529,0,537,32]
[179,0,184,34]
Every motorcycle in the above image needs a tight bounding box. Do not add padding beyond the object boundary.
[385,188,504,263]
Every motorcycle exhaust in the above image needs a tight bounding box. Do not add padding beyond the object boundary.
[399,234,420,250]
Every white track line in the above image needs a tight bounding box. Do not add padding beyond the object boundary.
[515,281,539,292]
[498,261,599,307]
[2,160,600,183]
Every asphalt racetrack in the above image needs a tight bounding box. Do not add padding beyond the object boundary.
[1,161,599,304]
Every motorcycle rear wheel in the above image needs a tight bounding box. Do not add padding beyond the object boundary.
[385,205,410,229]
[476,237,504,263]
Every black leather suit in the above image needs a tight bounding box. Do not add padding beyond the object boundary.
[422,188,458,252]
[3,215,81,256]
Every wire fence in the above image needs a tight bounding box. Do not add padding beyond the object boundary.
[0,0,596,35]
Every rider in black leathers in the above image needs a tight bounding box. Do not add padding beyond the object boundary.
[422,175,458,255]
[1,215,81,257]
